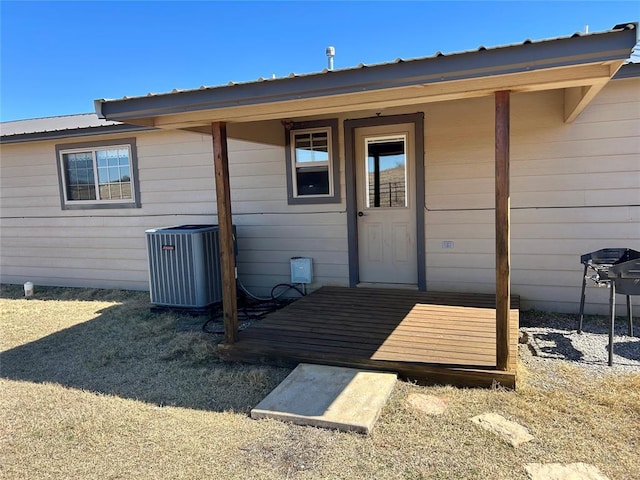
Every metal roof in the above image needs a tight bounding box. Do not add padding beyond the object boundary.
[106,25,639,99]
[1,113,118,136]
[1,113,154,144]
[2,22,638,142]
[96,22,638,122]
[615,60,640,79]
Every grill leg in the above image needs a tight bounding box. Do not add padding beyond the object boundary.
[627,295,633,337]
[578,264,588,333]
[609,282,615,367]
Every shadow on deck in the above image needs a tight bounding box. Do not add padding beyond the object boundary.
[219,286,520,388]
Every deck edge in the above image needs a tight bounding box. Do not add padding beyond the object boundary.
[218,344,517,389]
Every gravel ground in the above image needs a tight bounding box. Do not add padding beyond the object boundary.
[520,310,640,378]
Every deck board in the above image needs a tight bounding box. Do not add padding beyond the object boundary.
[219,286,520,388]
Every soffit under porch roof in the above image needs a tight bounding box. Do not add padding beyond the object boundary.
[95,23,638,134]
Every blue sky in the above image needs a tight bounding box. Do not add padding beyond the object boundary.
[1,1,638,121]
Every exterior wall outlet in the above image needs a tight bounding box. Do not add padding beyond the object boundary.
[442,240,454,249]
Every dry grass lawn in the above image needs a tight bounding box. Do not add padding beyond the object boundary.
[1,285,638,479]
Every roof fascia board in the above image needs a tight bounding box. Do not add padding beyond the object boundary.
[613,62,640,79]
[98,26,637,121]
[0,124,156,144]
[150,63,618,127]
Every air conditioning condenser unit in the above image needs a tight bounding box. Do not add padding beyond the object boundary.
[145,224,236,309]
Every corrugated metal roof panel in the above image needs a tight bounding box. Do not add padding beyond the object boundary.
[1,113,121,137]
[2,23,637,134]
[101,24,636,103]
[94,22,637,123]
[0,113,156,144]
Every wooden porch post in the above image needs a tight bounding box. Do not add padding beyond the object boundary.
[495,91,511,371]
[211,121,238,344]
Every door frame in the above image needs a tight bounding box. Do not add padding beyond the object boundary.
[344,112,426,290]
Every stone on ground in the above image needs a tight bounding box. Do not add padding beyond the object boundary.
[251,363,397,434]
[519,330,529,344]
[406,393,448,415]
[470,412,534,447]
[525,462,609,480]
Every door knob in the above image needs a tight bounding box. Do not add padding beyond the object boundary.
[358,211,365,217]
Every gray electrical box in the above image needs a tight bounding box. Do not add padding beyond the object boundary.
[290,257,313,284]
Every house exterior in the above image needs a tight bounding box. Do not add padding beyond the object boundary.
[1,23,639,320]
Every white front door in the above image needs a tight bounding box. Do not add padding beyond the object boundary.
[355,123,417,285]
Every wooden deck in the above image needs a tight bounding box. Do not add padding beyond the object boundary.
[218,286,520,388]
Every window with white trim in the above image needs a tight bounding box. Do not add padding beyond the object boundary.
[285,120,340,204]
[56,138,140,209]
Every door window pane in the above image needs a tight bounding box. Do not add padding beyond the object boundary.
[366,137,406,208]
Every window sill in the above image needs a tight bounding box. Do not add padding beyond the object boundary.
[62,202,140,210]
[287,195,342,205]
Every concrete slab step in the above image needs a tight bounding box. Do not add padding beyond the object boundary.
[251,363,397,434]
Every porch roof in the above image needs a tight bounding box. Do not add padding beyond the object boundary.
[95,23,637,130]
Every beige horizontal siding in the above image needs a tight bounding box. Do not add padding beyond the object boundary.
[0,265,150,290]
[1,126,349,293]
[422,79,639,314]
[2,78,638,315]
[233,209,348,296]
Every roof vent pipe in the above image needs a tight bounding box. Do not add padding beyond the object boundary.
[326,46,335,70]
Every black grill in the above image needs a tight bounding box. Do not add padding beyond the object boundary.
[578,248,639,366]
[609,253,640,296]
